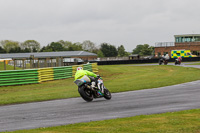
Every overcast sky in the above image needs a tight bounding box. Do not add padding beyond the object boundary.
[0,0,200,51]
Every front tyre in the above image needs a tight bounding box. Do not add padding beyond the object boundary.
[78,86,93,102]
[104,88,112,100]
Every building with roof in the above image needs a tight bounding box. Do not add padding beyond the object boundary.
[154,34,200,57]
[0,51,97,70]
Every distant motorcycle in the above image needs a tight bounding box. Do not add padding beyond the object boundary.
[159,58,168,65]
[74,76,112,102]
[175,58,181,65]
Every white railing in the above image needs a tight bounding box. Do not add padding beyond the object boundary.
[100,57,129,61]
[155,42,175,47]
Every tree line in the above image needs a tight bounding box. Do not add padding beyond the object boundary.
[0,40,154,57]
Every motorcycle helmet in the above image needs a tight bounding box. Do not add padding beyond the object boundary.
[77,67,83,71]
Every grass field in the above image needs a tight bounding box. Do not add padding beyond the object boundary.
[1,65,200,105]
[186,62,200,65]
[6,109,200,133]
[1,64,200,133]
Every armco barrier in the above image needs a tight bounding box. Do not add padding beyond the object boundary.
[91,63,98,73]
[0,63,98,87]
[83,63,92,72]
[53,66,72,80]
[38,68,54,82]
[0,69,39,86]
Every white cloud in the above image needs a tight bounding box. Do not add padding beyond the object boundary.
[0,0,200,51]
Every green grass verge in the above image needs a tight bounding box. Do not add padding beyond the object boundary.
[100,65,200,92]
[186,62,200,65]
[1,65,200,105]
[6,109,200,133]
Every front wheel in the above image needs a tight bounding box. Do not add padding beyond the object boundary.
[78,86,93,102]
[175,61,177,65]
[103,88,112,100]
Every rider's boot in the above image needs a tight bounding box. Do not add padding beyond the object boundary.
[91,81,96,90]
[97,83,104,93]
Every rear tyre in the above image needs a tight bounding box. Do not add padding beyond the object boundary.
[104,88,112,100]
[78,86,93,102]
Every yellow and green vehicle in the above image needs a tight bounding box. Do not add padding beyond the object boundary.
[171,50,197,58]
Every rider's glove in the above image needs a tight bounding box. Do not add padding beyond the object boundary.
[96,75,102,80]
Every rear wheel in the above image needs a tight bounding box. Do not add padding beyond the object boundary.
[78,86,93,102]
[104,88,112,100]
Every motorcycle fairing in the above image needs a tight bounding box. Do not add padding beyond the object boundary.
[74,79,86,87]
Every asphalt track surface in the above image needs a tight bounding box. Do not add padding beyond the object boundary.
[0,63,200,132]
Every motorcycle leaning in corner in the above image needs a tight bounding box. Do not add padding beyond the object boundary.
[159,54,169,65]
[74,75,112,102]
[175,57,182,65]
[159,58,168,65]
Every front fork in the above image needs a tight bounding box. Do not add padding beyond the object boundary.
[84,82,105,97]
[97,83,104,93]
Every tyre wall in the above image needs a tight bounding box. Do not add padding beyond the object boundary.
[0,63,98,87]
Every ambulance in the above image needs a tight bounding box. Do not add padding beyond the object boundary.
[171,50,197,58]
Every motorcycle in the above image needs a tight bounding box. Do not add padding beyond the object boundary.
[74,76,112,102]
[159,58,168,65]
[175,58,181,65]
